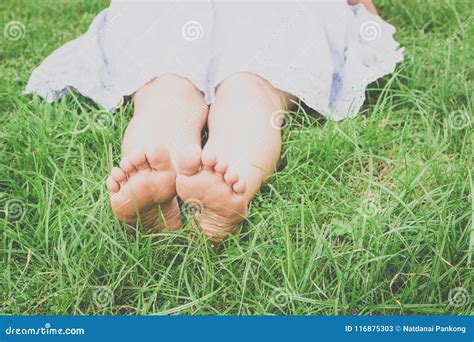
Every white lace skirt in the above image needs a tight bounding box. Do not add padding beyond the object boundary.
[25,0,404,121]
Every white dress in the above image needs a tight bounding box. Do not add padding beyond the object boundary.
[25,0,404,121]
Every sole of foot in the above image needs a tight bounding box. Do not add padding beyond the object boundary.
[176,145,247,243]
[106,146,180,232]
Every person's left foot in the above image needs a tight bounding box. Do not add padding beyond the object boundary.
[176,145,247,242]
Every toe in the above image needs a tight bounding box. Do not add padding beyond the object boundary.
[119,157,135,173]
[233,179,247,194]
[177,144,202,176]
[202,150,217,171]
[214,160,229,174]
[145,146,173,171]
[129,151,148,170]
[111,167,127,183]
[224,168,239,185]
[106,175,120,193]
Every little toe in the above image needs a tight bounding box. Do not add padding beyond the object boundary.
[111,167,127,183]
[146,146,172,171]
[224,168,239,185]
[201,150,217,171]
[233,179,246,194]
[177,144,202,176]
[106,175,120,193]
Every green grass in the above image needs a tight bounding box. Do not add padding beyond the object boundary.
[1,0,472,315]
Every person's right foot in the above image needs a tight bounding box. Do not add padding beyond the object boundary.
[106,146,181,232]
[176,145,247,242]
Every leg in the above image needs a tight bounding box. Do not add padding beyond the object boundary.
[176,72,294,242]
[107,74,208,232]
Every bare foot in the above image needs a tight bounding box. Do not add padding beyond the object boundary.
[106,146,180,232]
[176,145,247,242]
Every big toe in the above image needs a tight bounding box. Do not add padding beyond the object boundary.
[177,144,202,176]
[146,145,173,171]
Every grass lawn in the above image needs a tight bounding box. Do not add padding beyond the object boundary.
[1,0,472,315]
